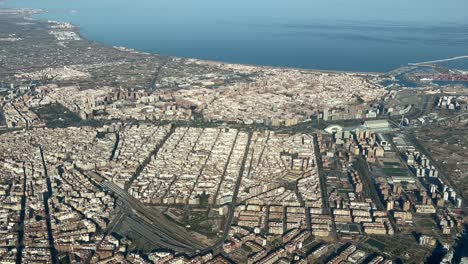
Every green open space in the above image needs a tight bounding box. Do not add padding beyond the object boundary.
[415,218,437,229]
[382,167,409,177]
[366,238,386,251]
[383,162,401,167]
[31,103,83,128]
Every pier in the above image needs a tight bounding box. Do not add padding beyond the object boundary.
[409,55,468,66]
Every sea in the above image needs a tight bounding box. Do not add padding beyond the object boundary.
[3,0,468,72]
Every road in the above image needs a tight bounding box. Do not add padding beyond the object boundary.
[15,163,27,264]
[147,58,171,93]
[39,147,58,264]
[200,131,253,254]
[312,134,339,240]
[212,130,240,205]
[353,156,385,211]
[313,134,330,212]
[187,129,222,203]
[124,125,175,191]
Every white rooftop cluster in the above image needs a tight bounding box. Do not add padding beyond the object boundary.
[129,127,248,205]
[170,70,385,125]
[15,67,90,81]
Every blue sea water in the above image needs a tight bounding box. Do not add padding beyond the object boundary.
[436,59,468,71]
[3,0,468,72]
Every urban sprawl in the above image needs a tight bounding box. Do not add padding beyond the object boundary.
[0,8,468,264]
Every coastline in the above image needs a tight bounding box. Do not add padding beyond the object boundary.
[1,4,468,264]
[1,6,385,76]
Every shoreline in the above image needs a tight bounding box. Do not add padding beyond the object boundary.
[4,6,467,78]
[1,6,387,76]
